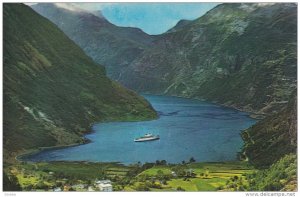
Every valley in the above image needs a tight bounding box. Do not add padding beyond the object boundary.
[33,3,297,116]
[20,95,256,164]
[3,3,157,163]
[3,3,297,192]
[5,160,255,191]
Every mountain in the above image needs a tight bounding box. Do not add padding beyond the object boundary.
[241,92,297,168]
[31,3,297,116]
[3,3,156,162]
[118,3,297,116]
[166,19,192,33]
[248,154,297,191]
[31,3,154,80]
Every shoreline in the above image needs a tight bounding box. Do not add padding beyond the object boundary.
[142,92,265,120]
[16,142,246,166]
[15,137,92,162]
[14,114,159,163]
[15,93,262,164]
[10,90,159,163]
[218,103,265,120]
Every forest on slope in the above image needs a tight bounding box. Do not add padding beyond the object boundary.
[3,3,157,162]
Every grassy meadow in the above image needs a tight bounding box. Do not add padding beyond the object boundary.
[5,160,255,191]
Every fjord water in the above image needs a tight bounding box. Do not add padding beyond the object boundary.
[26,95,256,164]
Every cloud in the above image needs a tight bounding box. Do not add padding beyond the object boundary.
[25,3,37,6]
[72,3,115,11]
[54,3,85,12]
[28,2,218,35]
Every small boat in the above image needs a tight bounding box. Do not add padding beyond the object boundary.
[134,133,160,142]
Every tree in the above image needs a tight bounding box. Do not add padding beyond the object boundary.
[87,179,92,185]
[3,172,22,191]
[98,168,107,179]
[35,181,48,190]
[156,170,164,180]
[135,183,150,191]
[172,166,186,177]
[127,164,142,177]
[112,175,121,182]
[265,182,282,191]
[177,186,185,191]
[24,185,33,191]
[152,182,162,189]
[161,160,167,165]
[113,185,123,191]
[142,162,155,170]
[69,187,76,191]
[55,182,63,187]
[233,175,239,181]
[238,185,245,191]
[205,168,210,178]
[155,160,167,165]
[138,174,148,182]
[189,157,196,163]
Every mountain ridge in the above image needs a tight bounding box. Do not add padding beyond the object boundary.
[31,2,297,167]
[31,3,155,80]
[119,3,297,116]
[3,3,157,163]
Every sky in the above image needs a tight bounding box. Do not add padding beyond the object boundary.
[72,3,219,35]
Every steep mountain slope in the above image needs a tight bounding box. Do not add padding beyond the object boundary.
[241,92,297,168]
[3,3,156,162]
[31,3,154,80]
[119,3,297,115]
[166,19,192,33]
[247,154,297,191]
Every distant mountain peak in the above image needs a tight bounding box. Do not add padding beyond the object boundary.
[53,3,85,12]
[32,3,154,80]
[166,19,192,33]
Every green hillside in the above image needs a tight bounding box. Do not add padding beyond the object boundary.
[32,3,296,116]
[32,3,154,80]
[241,92,297,168]
[3,3,156,162]
[247,154,297,191]
[119,3,296,116]
[3,3,297,191]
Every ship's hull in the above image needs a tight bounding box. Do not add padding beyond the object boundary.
[134,136,160,142]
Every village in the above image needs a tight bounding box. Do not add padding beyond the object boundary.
[5,160,254,191]
[51,179,113,192]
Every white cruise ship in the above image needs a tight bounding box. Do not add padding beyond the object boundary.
[134,133,160,142]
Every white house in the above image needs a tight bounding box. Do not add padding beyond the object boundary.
[95,180,113,192]
[95,180,111,185]
[53,187,62,192]
[98,183,113,192]
[88,186,95,192]
[171,171,177,177]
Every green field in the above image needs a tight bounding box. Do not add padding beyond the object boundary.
[5,161,255,191]
[139,166,172,176]
[125,161,254,191]
[6,161,132,190]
